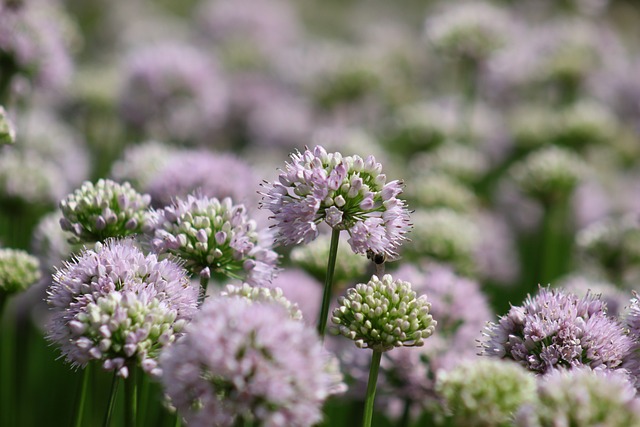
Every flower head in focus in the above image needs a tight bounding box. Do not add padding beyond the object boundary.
[59,179,152,243]
[260,145,411,260]
[331,274,436,352]
[160,296,344,427]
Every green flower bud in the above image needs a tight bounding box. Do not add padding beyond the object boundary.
[0,248,41,295]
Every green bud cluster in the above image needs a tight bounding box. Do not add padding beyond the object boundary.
[0,248,41,295]
[331,274,436,352]
[59,179,151,243]
[408,173,478,213]
[220,283,303,321]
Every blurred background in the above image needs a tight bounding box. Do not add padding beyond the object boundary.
[2,0,640,425]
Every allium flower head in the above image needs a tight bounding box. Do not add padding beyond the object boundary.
[436,358,537,427]
[482,287,632,374]
[516,368,640,427]
[268,269,322,325]
[109,141,176,191]
[260,145,411,259]
[0,106,15,145]
[0,248,41,295]
[31,210,76,275]
[407,173,478,213]
[410,143,489,186]
[47,239,198,377]
[220,283,302,321]
[160,296,344,427]
[148,194,277,285]
[510,146,586,205]
[331,274,436,352]
[59,179,152,243]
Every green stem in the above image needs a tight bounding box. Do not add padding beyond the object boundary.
[102,373,119,427]
[174,412,182,427]
[0,293,14,427]
[362,350,382,427]
[539,199,568,286]
[74,364,92,427]
[198,274,210,306]
[125,363,137,427]
[317,228,340,338]
[138,368,149,427]
[399,398,412,427]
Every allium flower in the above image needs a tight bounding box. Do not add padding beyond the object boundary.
[144,150,259,209]
[0,248,41,295]
[482,287,632,374]
[59,179,152,243]
[516,368,640,427]
[406,174,478,213]
[148,194,277,285]
[109,141,177,191]
[118,42,228,144]
[621,297,640,389]
[268,269,322,326]
[0,106,15,145]
[510,146,586,205]
[260,145,411,259]
[436,358,537,427]
[220,283,302,321]
[160,297,344,427]
[31,211,76,275]
[290,233,368,287]
[331,274,436,352]
[410,143,489,186]
[47,239,199,377]
[558,274,629,317]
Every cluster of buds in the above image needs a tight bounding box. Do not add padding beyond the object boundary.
[220,283,302,321]
[59,179,151,243]
[0,248,41,295]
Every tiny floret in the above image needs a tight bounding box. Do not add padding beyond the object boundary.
[59,179,151,243]
[0,248,41,295]
[330,274,436,352]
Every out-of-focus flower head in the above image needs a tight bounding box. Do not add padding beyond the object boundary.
[118,42,228,145]
[220,282,302,321]
[515,368,640,427]
[144,149,259,209]
[160,296,344,427]
[260,145,412,260]
[290,233,368,288]
[404,208,479,276]
[148,194,277,285]
[510,146,586,206]
[621,295,640,389]
[267,268,322,326]
[436,358,537,427]
[424,1,511,62]
[331,274,436,352]
[59,179,151,243]
[109,141,177,192]
[31,210,76,276]
[557,274,629,317]
[0,106,15,145]
[0,247,40,295]
[473,212,521,284]
[47,238,199,377]
[410,143,489,186]
[406,173,478,214]
[482,287,632,374]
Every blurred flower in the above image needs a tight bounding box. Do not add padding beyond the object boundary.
[148,194,277,285]
[118,42,228,144]
[267,269,322,326]
[0,248,40,295]
[410,143,489,186]
[31,210,76,275]
[260,145,411,259]
[220,282,302,321]
[406,173,478,213]
[516,368,640,427]
[160,296,344,427]
[290,233,368,288]
[144,149,259,209]
[557,274,629,317]
[436,358,537,427]
[109,140,177,192]
[47,239,199,377]
[331,274,436,352]
[510,146,586,205]
[0,106,15,145]
[474,212,521,284]
[621,296,640,389]
[59,179,151,243]
[482,287,632,374]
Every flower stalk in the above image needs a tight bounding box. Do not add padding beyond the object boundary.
[317,228,340,338]
[362,350,382,427]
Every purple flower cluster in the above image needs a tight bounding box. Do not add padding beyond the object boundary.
[160,296,344,427]
[47,239,199,378]
[482,287,632,374]
[260,145,411,259]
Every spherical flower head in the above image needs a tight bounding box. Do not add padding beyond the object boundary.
[31,210,77,275]
[331,274,436,352]
[510,146,586,205]
[160,297,344,427]
[410,143,489,186]
[220,283,302,321]
[0,106,16,145]
[109,141,177,191]
[436,358,537,427]
[59,179,152,243]
[260,145,411,259]
[47,239,199,377]
[290,233,368,287]
[482,287,632,374]
[148,194,278,285]
[406,173,478,213]
[516,368,640,427]
[424,1,510,61]
[0,248,41,295]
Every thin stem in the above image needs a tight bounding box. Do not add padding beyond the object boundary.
[0,293,15,427]
[198,274,210,306]
[102,373,119,427]
[138,368,149,427]
[125,363,137,427]
[317,228,340,338]
[174,413,182,427]
[362,350,382,427]
[399,398,412,427]
[74,364,92,427]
